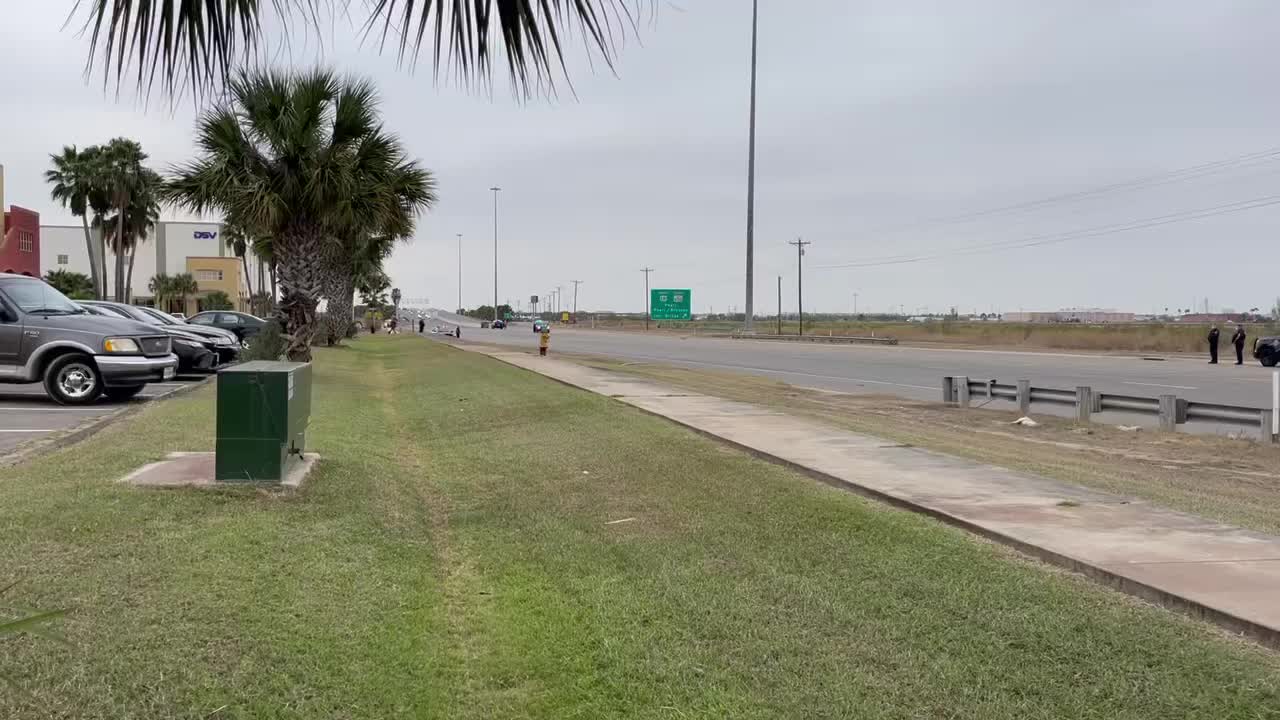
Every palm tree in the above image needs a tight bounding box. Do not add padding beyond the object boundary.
[98,169,161,303]
[203,290,234,311]
[166,68,434,361]
[223,220,255,306]
[99,139,152,302]
[170,273,199,316]
[148,273,173,312]
[76,2,634,99]
[44,146,105,299]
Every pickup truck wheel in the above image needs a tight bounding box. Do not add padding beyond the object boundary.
[103,384,146,402]
[44,354,103,406]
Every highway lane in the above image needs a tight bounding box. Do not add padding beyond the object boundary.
[454,322,1275,432]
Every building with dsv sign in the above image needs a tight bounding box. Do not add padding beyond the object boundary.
[40,220,268,314]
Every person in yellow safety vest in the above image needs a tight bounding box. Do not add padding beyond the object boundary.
[538,326,551,356]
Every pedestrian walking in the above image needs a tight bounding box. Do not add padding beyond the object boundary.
[1208,325,1220,364]
[418,318,425,334]
[389,317,398,335]
[1233,324,1247,365]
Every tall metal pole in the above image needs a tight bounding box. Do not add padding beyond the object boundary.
[456,233,462,313]
[557,285,563,316]
[571,280,583,318]
[490,186,501,323]
[788,237,810,335]
[743,0,760,333]
[641,267,654,331]
[853,292,858,316]
[777,275,782,335]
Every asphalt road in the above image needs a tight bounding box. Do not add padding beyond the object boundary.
[448,320,1276,434]
[0,375,207,455]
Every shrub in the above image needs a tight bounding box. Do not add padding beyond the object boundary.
[240,321,286,362]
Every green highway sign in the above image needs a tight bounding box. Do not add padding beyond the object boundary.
[650,288,691,321]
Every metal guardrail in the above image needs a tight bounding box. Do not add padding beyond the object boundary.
[943,375,1275,441]
[731,333,899,346]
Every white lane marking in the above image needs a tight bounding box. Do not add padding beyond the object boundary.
[1124,381,1199,390]
[617,353,937,391]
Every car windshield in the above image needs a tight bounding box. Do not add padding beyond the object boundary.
[4,281,86,315]
[138,307,180,325]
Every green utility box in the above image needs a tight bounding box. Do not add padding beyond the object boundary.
[215,361,312,483]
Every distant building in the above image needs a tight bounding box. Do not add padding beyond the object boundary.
[1003,310,1135,323]
[1,205,40,277]
[41,219,264,312]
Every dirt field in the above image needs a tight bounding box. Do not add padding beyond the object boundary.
[578,318,1273,355]
[565,355,1280,535]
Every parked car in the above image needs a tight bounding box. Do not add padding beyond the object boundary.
[1253,337,1280,367]
[171,313,187,320]
[0,274,176,404]
[81,301,233,373]
[187,311,268,345]
[132,307,241,365]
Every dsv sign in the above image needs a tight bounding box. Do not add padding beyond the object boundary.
[193,231,219,240]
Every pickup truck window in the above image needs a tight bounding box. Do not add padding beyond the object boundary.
[2,281,84,315]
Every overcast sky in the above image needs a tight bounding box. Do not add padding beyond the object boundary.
[3,1,1280,315]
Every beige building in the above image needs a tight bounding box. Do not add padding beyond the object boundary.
[185,256,246,315]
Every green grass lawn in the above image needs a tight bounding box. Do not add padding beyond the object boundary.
[2,336,1278,719]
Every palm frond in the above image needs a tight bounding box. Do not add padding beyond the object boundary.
[73,0,645,99]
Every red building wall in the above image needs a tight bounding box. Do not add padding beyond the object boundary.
[1,206,40,277]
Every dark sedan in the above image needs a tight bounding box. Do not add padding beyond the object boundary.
[188,310,267,344]
[82,301,235,372]
[1254,337,1280,367]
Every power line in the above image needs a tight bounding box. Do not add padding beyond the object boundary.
[859,145,1280,239]
[814,193,1280,270]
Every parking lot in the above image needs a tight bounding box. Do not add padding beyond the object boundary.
[0,374,210,455]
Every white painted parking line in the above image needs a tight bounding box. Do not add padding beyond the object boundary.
[1124,381,1199,391]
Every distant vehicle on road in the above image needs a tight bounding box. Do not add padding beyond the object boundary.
[1253,337,1280,367]
[0,274,177,405]
[188,311,267,345]
[492,319,507,329]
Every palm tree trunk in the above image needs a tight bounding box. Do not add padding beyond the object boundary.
[113,193,127,302]
[241,255,253,310]
[276,228,322,362]
[79,216,101,300]
[125,246,137,304]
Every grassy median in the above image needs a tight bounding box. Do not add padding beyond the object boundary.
[1,336,1278,718]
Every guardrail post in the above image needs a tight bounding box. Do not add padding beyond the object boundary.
[1158,395,1178,432]
[1075,386,1092,423]
[957,376,971,408]
[1016,380,1030,414]
[942,376,955,404]
[1260,410,1273,443]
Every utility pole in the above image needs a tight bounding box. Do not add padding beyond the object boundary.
[777,275,782,335]
[743,0,760,333]
[490,186,501,323]
[853,292,858,316]
[571,280,583,318]
[788,237,810,335]
[456,233,462,313]
[557,285,563,316]
[641,267,654,331]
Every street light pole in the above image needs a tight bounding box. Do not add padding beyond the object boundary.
[456,232,462,313]
[571,280,583,319]
[743,0,760,333]
[777,275,782,335]
[788,237,811,335]
[490,186,501,323]
[641,267,654,331]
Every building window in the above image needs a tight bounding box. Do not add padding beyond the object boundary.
[195,269,223,281]
[57,254,69,265]
[18,232,32,254]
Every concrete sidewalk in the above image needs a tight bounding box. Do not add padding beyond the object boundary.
[479,348,1280,648]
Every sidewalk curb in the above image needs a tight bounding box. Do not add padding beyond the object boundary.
[474,347,1280,650]
[0,376,215,468]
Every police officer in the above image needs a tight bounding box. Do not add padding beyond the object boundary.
[1207,325,1220,364]
[1232,324,1247,365]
